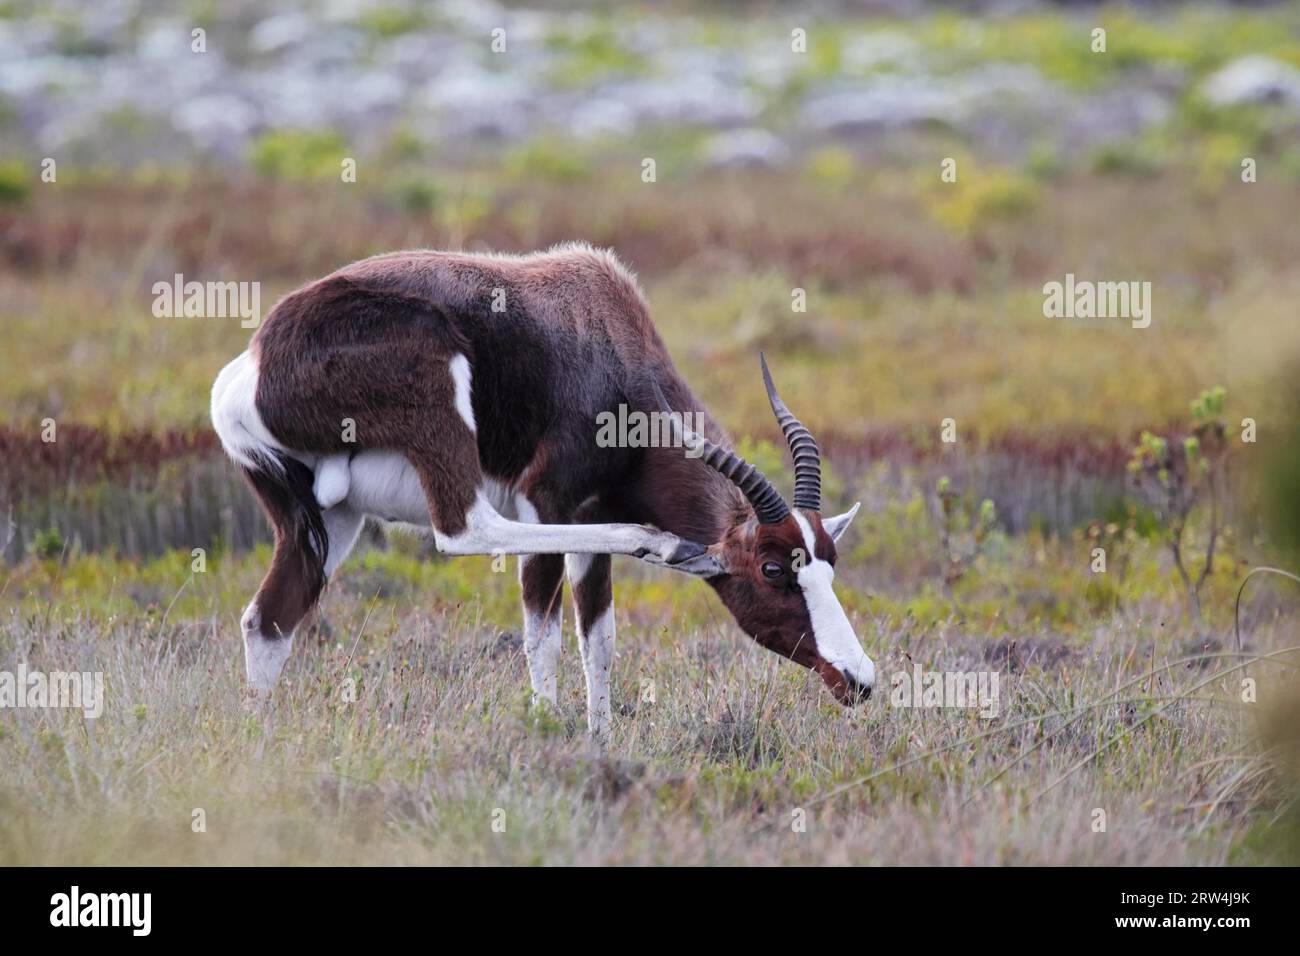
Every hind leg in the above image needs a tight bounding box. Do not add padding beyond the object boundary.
[241,538,319,694]
[243,503,363,693]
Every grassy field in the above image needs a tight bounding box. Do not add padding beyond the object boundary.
[3,441,1298,864]
[4,169,1300,439]
[2,541,1297,866]
[4,3,1300,865]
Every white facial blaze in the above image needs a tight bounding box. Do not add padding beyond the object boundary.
[791,512,875,689]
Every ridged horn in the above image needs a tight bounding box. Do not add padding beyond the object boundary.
[651,381,790,525]
[759,353,821,512]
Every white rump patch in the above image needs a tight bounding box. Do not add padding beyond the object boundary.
[210,350,289,473]
[449,354,475,433]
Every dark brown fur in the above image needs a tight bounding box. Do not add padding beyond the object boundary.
[233,246,860,702]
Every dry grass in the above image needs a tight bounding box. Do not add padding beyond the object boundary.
[2,540,1295,866]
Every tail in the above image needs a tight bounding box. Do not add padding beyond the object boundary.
[243,452,329,602]
[212,350,329,599]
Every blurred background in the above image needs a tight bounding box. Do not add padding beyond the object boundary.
[2,0,1300,614]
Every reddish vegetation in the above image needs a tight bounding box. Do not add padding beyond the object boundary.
[0,424,219,489]
[0,178,977,294]
[0,212,83,271]
[0,423,1136,494]
[820,428,1132,476]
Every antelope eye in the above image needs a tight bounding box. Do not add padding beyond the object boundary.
[761,561,785,579]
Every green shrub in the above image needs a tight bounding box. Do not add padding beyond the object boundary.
[1127,387,1230,619]
[391,177,440,215]
[1089,142,1164,178]
[355,6,428,39]
[32,527,66,561]
[504,138,592,185]
[250,129,349,182]
[0,160,29,205]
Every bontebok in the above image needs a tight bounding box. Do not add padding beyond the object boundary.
[212,244,874,739]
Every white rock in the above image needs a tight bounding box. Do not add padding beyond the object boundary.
[250,14,316,54]
[1202,55,1300,107]
[702,128,791,168]
[173,95,260,150]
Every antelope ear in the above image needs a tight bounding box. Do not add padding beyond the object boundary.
[824,502,861,543]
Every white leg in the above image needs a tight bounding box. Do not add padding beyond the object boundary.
[435,495,707,567]
[521,556,563,707]
[567,552,615,745]
[582,606,615,743]
[242,603,292,694]
[514,494,564,707]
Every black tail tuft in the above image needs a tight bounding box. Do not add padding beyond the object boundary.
[243,452,330,600]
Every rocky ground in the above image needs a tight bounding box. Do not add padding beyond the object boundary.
[3,1,1300,171]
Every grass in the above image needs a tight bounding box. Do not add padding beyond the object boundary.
[3,445,1296,865]
[2,532,1296,865]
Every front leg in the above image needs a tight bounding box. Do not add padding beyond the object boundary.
[520,554,564,707]
[432,495,714,570]
[566,553,614,744]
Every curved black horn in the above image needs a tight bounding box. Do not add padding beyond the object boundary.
[651,381,790,525]
[759,353,821,512]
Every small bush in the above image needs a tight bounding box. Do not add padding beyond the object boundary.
[390,177,440,215]
[1127,387,1230,619]
[925,164,1038,234]
[32,527,67,561]
[355,6,428,39]
[935,475,999,599]
[250,129,349,182]
[0,160,29,205]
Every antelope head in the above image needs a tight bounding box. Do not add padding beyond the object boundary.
[656,356,874,705]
